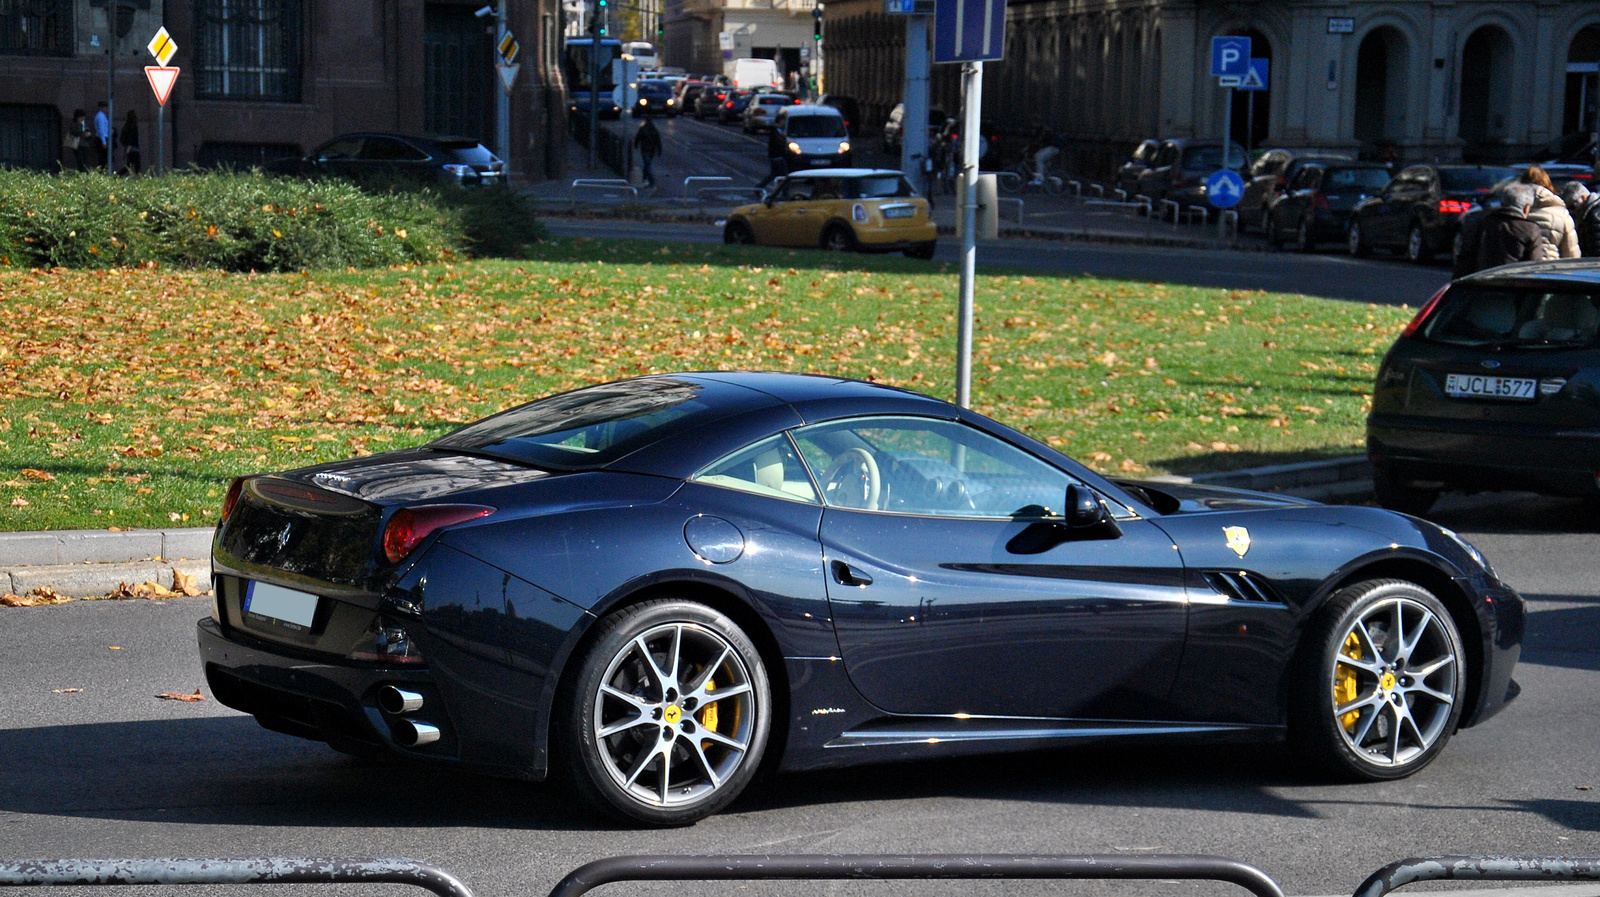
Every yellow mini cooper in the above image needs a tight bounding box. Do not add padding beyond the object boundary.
[723,169,938,259]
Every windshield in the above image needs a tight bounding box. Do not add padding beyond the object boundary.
[441,142,497,165]
[1423,286,1600,349]
[786,115,847,138]
[1323,168,1391,191]
[1182,144,1246,170]
[431,377,770,470]
[1439,168,1519,192]
[847,175,916,198]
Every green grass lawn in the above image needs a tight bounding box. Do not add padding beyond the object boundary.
[0,238,1412,532]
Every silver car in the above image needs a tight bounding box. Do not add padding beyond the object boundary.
[742,92,796,133]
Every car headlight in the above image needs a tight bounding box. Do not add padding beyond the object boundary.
[839,141,850,153]
[1439,525,1494,579]
[788,142,802,155]
[667,99,675,106]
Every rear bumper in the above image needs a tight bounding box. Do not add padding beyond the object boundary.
[1368,414,1600,496]
[855,224,938,252]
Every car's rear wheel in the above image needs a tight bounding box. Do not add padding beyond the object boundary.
[904,241,937,260]
[1406,223,1431,263]
[821,224,856,252]
[1258,208,1272,235]
[558,599,771,826]
[1348,220,1371,257]
[1372,467,1440,516]
[1291,579,1464,781]
[1297,217,1316,253]
[723,220,755,244]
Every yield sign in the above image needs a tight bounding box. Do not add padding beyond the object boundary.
[145,66,180,106]
[496,63,519,93]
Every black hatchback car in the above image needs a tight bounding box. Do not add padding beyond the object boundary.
[1347,164,1519,262]
[1368,259,1600,514]
[1266,161,1392,252]
[265,133,505,188]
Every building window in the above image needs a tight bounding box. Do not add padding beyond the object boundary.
[194,0,303,102]
[0,0,73,57]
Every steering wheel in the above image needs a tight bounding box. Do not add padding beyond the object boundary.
[820,448,881,510]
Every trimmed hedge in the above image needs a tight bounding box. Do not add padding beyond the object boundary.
[0,169,542,271]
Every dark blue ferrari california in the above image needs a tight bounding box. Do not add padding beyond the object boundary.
[200,372,1522,825]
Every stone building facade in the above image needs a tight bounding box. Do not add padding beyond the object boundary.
[662,0,817,83]
[0,0,570,180]
[823,0,1600,174]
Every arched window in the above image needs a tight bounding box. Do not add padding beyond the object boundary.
[1458,25,1514,144]
[1354,26,1411,149]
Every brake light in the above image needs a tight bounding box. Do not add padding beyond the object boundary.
[382,504,495,564]
[221,476,248,522]
[1401,284,1450,339]
[1438,199,1473,215]
[726,102,733,108]
[1311,191,1330,212]
[1171,172,1186,188]
[1273,176,1287,193]
[793,98,801,104]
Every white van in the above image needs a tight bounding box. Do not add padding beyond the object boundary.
[624,41,659,71]
[773,105,852,171]
[731,57,781,89]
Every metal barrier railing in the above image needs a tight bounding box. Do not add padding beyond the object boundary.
[0,858,471,897]
[1218,209,1239,239]
[995,196,1024,224]
[569,179,638,208]
[682,176,732,199]
[545,854,1285,897]
[1354,856,1600,897]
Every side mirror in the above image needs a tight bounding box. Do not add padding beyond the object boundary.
[1065,484,1106,528]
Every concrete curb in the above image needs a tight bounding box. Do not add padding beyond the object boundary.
[0,458,1372,596]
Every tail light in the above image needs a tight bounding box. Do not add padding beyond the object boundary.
[221,476,249,522]
[1438,199,1473,215]
[726,101,733,108]
[382,504,494,564]
[1311,191,1330,212]
[1171,172,1187,188]
[1401,284,1450,339]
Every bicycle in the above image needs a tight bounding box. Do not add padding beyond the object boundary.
[996,159,1065,195]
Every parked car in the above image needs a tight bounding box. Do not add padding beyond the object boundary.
[633,79,678,116]
[201,370,1520,826]
[772,105,852,172]
[1347,164,1520,262]
[1265,160,1392,252]
[1115,139,1161,197]
[1134,139,1248,208]
[694,85,730,119]
[724,169,935,257]
[264,133,505,187]
[674,79,708,109]
[1238,150,1356,232]
[816,94,863,138]
[742,92,797,133]
[881,103,948,156]
[1368,259,1600,514]
[718,88,754,124]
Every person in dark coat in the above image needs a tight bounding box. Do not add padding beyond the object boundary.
[1476,183,1547,271]
[632,117,661,187]
[120,110,141,175]
[68,109,93,172]
[757,125,788,188]
[1563,181,1600,257]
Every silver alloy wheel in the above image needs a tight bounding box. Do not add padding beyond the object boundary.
[1298,218,1312,251]
[1347,221,1363,255]
[1330,596,1459,767]
[1407,225,1425,261]
[592,622,757,808]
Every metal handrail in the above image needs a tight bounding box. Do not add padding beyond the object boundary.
[0,859,472,897]
[1354,856,1600,897]
[546,854,1285,897]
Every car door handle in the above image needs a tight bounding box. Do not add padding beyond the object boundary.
[831,560,873,587]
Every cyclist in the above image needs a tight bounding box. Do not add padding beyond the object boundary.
[1025,125,1062,186]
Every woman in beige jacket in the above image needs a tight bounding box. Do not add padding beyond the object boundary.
[1522,165,1580,259]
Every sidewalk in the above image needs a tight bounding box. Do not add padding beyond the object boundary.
[0,458,1370,599]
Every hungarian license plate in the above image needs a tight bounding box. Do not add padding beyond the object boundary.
[1444,373,1536,400]
[243,580,319,628]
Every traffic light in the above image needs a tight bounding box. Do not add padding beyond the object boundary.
[657,20,664,37]
[597,0,607,35]
[812,5,822,40]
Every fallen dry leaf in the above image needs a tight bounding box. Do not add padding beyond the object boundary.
[21,468,55,481]
[1,586,74,607]
[172,568,202,597]
[52,688,82,694]
[156,689,206,703]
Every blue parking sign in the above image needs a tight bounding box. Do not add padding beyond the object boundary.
[933,0,1006,63]
[1210,36,1250,77]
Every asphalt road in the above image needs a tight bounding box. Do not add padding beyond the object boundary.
[2,492,1596,897]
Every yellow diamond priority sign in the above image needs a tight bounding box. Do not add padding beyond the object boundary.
[147,27,177,66]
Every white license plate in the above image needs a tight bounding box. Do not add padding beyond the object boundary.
[809,159,831,166]
[1444,373,1536,400]
[882,204,916,219]
[244,580,319,628]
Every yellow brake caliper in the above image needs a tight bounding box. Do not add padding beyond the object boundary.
[1336,632,1362,731]
[698,678,718,746]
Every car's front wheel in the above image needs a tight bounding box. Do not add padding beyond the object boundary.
[558,599,771,826]
[1348,220,1371,257]
[1292,579,1465,781]
[1406,223,1431,263]
[821,224,856,252]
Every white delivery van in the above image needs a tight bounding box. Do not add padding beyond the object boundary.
[731,57,781,89]
[623,41,660,71]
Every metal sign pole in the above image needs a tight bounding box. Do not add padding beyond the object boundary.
[955,58,981,409]
[106,27,115,175]
[156,103,164,175]
[1223,85,1233,157]
[496,1,510,165]
[901,14,929,189]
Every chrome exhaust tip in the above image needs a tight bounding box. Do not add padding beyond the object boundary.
[378,686,424,715]
[392,720,441,747]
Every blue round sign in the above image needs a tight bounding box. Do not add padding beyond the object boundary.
[1206,169,1246,209]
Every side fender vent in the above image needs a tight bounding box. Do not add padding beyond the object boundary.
[1202,570,1284,605]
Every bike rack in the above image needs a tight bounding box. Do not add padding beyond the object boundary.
[546,854,1285,897]
[995,196,1024,223]
[1218,209,1239,239]
[1134,194,1153,216]
[1088,183,1106,198]
[697,186,766,204]
[682,176,733,200]
[1354,855,1600,897]
[568,178,638,208]
[1160,198,1180,225]
[0,859,471,897]
[1065,180,1082,198]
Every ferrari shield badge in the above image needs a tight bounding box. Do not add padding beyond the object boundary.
[1223,525,1252,558]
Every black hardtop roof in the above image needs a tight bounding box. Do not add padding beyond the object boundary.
[1458,258,1600,288]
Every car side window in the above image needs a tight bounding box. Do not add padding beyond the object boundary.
[360,138,429,161]
[779,181,813,202]
[692,434,819,504]
[1291,166,1321,191]
[318,137,363,160]
[791,416,1079,518]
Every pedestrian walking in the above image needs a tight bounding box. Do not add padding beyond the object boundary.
[1520,165,1579,259]
[120,110,141,175]
[68,109,93,172]
[1563,181,1600,257]
[93,101,111,171]
[632,115,661,188]
[757,125,787,188]
[1476,183,1548,271]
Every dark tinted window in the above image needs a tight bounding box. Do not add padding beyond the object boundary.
[1182,144,1246,170]
[786,114,848,138]
[1324,167,1391,191]
[1423,286,1600,348]
[1439,168,1519,192]
[318,137,363,160]
[1289,165,1323,190]
[432,378,772,470]
[360,138,428,161]
[439,141,497,164]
